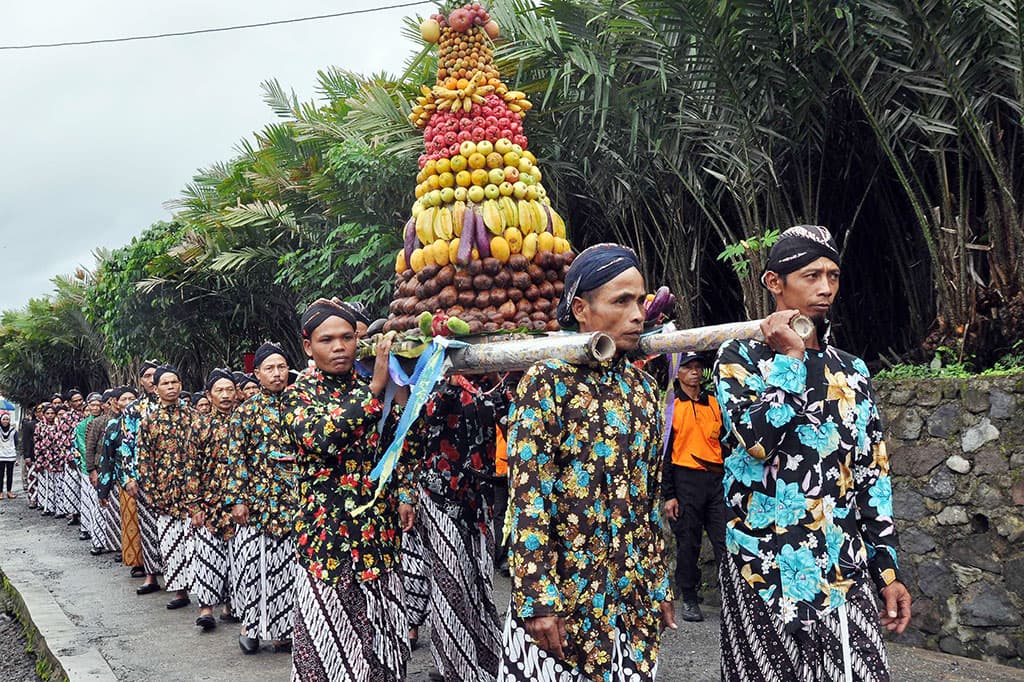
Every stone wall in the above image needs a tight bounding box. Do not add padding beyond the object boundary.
[875,374,1024,667]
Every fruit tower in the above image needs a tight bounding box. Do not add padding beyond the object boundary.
[384,3,574,335]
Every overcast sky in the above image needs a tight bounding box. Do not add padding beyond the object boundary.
[0,1,425,312]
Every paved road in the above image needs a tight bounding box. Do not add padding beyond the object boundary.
[0,476,1021,681]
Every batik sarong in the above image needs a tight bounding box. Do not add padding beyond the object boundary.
[157,514,194,592]
[137,497,163,575]
[119,488,143,567]
[38,471,56,513]
[99,484,123,553]
[240,533,296,641]
[401,527,431,629]
[291,564,408,682]
[719,555,891,682]
[57,464,78,517]
[231,525,262,619]
[25,460,39,506]
[78,472,104,551]
[418,490,501,681]
[192,526,230,607]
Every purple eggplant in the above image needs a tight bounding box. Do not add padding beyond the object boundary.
[645,285,674,321]
[474,211,491,259]
[457,210,475,265]
[543,205,554,233]
[403,216,417,265]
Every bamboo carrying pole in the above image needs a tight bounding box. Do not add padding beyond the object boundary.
[443,315,814,375]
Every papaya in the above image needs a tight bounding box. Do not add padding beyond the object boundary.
[537,231,555,253]
[490,236,511,263]
[504,227,523,254]
[409,248,427,272]
[521,233,538,260]
[433,239,450,266]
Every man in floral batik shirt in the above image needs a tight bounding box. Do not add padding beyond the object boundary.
[498,243,676,682]
[283,299,419,682]
[714,225,911,682]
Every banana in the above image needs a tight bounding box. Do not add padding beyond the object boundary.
[481,199,505,235]
[420,85,432,96]
[416,206,435,245]
[551,208,567,239]
[434,206,454,241]
[517,199,534,234]
[462,97,473,113]
[505,90,526,100]
[532,200,548,235]
[499,196,518,228]
[451,201,466,236]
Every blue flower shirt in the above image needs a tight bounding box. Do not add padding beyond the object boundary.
[714,339,900,632]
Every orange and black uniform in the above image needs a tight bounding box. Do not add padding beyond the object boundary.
[662,383,727,603]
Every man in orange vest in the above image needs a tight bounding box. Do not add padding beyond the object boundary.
[663,352,727,623]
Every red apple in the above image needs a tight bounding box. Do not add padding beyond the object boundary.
[449,8,473,31]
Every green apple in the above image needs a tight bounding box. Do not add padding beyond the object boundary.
[440,187,456,204]
[477,140,494,156]
[454,187,468,202]
[499,182,514,196]
[488,167,506,185]
[495,138,513,154]
[512,181,528,199]
[467,185,486,203]
[484,183,501,199]
[460,140,477,158]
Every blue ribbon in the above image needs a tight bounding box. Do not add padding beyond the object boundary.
[354,338,466,515]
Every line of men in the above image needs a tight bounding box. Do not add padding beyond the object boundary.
[14,225,911,682]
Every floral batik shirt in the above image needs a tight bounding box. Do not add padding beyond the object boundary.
[97,416,124,501]
[714,339,900,633]
[222,390,299,538]
[507,357,670,682]
[118,395,156,482]
[420,377,510,532]
[133,401,201,518]
[283,368,420,585]
[55,409,84,468]
[33,421,61,473]
[186,410,236,538]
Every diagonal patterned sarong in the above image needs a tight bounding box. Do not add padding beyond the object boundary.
[241,533,296,641]
[38,471,55,513]
[192,527,230,607]
[291,564,409,682]
[99,484,123,553]
[401,527,431,629]
[137,497,163,575]
[119,489,142,567]
[57,464,78,517]
[157,514,194,592]
[78,472,104,550]
[418,490,501,682]
[25,460,39,506]
[719,555,891,682]
[231,525,262,620]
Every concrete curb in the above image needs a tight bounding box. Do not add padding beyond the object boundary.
[2,565,117,682]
